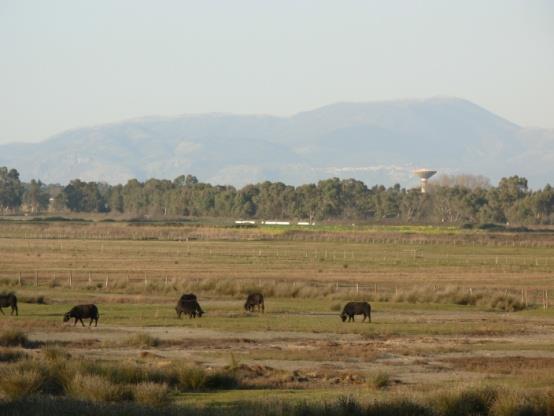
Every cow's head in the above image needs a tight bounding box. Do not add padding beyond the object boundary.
[63,312,71,322]
[340,312,347,322]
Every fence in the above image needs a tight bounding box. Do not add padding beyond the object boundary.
[1,271,550,309]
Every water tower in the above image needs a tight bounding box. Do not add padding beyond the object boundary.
[413,168,437,193]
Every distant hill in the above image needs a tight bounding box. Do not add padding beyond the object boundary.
[1,97,552,188]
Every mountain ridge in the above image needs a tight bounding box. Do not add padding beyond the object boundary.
[0,97,552,188]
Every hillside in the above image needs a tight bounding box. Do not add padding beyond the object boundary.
[1,97,552,187]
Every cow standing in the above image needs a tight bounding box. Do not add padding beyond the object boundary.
[340,302,371,322]
[63,304,99,327]
[0,292,18,316]
[244,293,264,313]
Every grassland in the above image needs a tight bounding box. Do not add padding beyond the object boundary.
[0,220,554,414]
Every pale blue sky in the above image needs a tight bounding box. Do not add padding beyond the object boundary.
[0,0,553,143]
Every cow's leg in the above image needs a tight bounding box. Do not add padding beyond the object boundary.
[95,317,98,327]
[79,317,85,327]
[74,317,78,326]
[89,317,93,326]
[261,302,264,313]
[362,314,367,322]
[12,305,18,316]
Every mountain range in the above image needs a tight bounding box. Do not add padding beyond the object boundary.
[1,97,552,188]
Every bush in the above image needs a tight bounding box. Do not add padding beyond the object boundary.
[0,330,28,347]
[432,386,498,416]
[204,372,240,390]
[0,348,26,362]
[43,346,71,362]
[367,399,433,416]
[132,382,171,407]
[123,333,161,348]
[67,374,131,402]
[368,371,391,390]
[0,367,42,400]
[176,366,206,391]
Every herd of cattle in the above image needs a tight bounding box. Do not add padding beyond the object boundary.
[0,291,372,326]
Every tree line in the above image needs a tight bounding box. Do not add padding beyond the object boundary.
[1,166,553,225]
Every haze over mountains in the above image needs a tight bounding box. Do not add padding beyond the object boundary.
[1,97,552,188]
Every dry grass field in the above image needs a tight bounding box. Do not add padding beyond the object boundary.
[1,220,554,415]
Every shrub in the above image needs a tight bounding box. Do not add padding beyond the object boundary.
[43,346,71,362]
[204,372,240,390]
[0,367,42,400]
[368,371,391,390]
[67,374,131,402]
[176,366,206,391]
[0,348,26,362]
[367,398,433,416]
[0,330,28,347]
[133,382,171,406]
[432,386,498,416]
[123,333,161,348]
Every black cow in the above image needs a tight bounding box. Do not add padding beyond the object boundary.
[179,293,197,302]
[244,293,264,313]
[176,298,204,319]
[0,292,18,316]
[63,304,99,327]
[340,302,371,322]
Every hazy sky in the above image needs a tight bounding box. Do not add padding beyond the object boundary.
[0,0,553,144]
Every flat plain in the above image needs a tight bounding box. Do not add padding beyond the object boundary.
[1,220,554,414]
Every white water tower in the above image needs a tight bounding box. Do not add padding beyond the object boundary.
[413,168,437,193]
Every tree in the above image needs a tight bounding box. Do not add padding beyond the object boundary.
[23,179,50,214]
[0,167,24,215]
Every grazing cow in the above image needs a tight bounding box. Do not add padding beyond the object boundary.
[244,293,264,313]
[340,302,371,322]
[0,292,18,316]
[179,293,197,302]
[175,298,204,319]
[63,304,99,327]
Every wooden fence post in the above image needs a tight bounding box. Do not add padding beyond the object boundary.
[18,272,22,286]
[356,283,359,294]
[69,272,72,288]
[88,272,92,284]
[35,271,38,287]
[105,274,109,288]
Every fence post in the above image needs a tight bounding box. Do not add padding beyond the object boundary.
[105,274,109,288]
[356,283,359,294]
[69,272,72,288]
[165,276,168,287]
[35,271,38,287]
[88,272,92,284]
[18,272,22,286]
[546,290,549,310]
